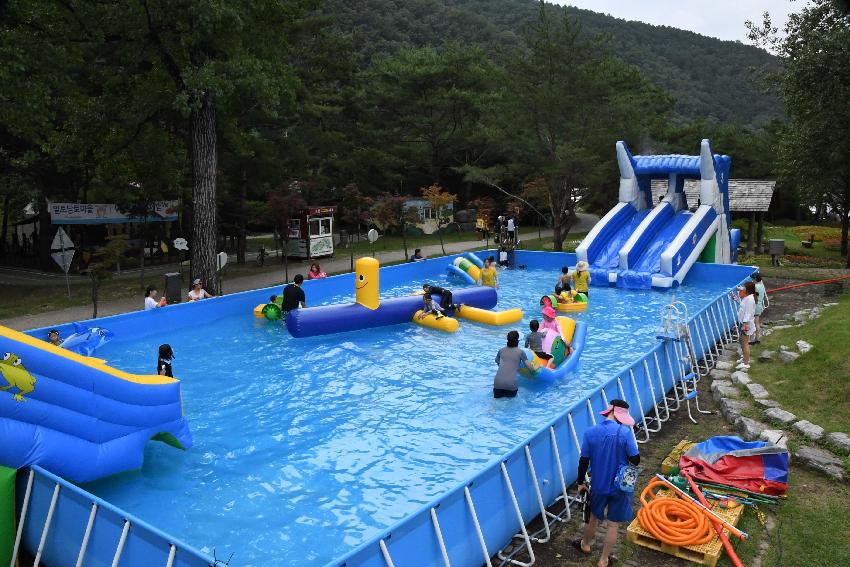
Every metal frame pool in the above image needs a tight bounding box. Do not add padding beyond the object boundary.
[15,250,753,567]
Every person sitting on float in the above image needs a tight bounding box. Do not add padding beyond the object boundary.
[307,262,327,280]
[422,283,461,312]
[418,293,446,320]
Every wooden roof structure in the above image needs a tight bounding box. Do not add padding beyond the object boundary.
[650,179,775,212]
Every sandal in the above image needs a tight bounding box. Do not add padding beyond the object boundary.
[571,539,591,555]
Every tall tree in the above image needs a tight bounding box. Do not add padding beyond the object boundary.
[491,1,670,250]
[421,183,456,256]
[748,1,850,264]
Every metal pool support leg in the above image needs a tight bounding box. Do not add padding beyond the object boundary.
[33,483,60,567]
[645,359,670,422]
[657,350,681,412]
[566,414,582,455]
[695,316,714,374]
[430,508,452,567]
[620,375,649,443]
[585,399,597,426]
[379,539,395,567]
[165,545,177,567]
[10,469,34,567]
[523,446,552,543]
[600,389,610,409]
[497,462,535,567]
[548,426,572,522]
[111,520,130,567]
[634,366,662,432]
[725,295,740,341]
[464,486,494,567]
[75,503,98,567]
[711,303,730,346]
[717,299,734,344]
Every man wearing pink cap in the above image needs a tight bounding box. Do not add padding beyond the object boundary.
[572,399,640,567]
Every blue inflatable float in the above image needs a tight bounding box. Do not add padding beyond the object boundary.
[287,257,498,338]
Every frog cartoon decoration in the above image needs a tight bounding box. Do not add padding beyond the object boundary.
[0,353,36,402]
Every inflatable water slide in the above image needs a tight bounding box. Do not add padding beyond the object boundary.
[576,139,739,289]
[0,325,191,483]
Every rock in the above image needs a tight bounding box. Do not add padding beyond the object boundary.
[779,350,800,364]
[754,398,781,409]
[709,369,732,380]
[758,350,776,362]
[823,302,839,308]
[759,429,788,449]
[793,420,825,441]
[713,385,740,403]
[714,360,734,371]
[746,383,770,399]
[825,432,850,456]
[710,379,734,393]
[793,310,809,323]
[771,325,794,332]
[765,407,797,425]
[761,328,773,337]
[719,398,749,423]
[796,340,813,354]
[779,344,790,352]
[731,371,751,386]
[808,306,820,320]
[735,416,769,441]
[795,446,845,481]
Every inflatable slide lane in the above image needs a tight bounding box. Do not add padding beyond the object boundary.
[0,325,191,483]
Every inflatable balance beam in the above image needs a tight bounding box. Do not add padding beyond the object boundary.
[286,286,498,338]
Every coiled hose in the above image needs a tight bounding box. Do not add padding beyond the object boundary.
[636,478,714,546]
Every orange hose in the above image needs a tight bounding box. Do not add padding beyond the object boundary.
[767,274,850,294]
[637,479,714,546]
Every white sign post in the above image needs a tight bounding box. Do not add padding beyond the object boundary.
[367,228,380,258]
[50,227,75,298]
[217,251,228,295]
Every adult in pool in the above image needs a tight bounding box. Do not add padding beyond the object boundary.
[422,283,461,312]
[493,330,536,398]
[282,274,307,317]
[555,266,571,295]
[571,260,591,297]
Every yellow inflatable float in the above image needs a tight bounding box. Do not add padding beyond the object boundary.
[456,306,523,326]
[521,316,578,374]
[541,291,588,313]
[412,310,460,333]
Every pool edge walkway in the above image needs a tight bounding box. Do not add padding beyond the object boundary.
[3,229,566,331]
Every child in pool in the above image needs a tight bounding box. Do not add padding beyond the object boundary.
[524,320,554,368]
[479,257,498,288]
[555,266,571,295]
[418,293,446,319]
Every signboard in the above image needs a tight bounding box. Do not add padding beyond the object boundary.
[305,206,336,216]
[50,227,75,274]
[49,201,179,225]
[309,236,334,257]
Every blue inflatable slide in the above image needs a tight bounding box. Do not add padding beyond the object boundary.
[0,324,191,483]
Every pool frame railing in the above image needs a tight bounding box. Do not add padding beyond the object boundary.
[321,255,750,567]
[10,465,214,567]
[16,248,753,567]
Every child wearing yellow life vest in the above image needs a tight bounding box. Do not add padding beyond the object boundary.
[571,260,591,296]
[479,257,498,288]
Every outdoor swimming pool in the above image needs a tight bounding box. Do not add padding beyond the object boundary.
[76,256,735,567]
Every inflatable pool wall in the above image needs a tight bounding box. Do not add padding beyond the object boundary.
[0,325,191,483]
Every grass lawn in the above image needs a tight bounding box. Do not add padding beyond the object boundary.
[741,224,849,269]
[762,466,850,567]
[749,295,850,433]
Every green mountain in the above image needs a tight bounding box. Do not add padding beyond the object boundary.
[325,0,782,127]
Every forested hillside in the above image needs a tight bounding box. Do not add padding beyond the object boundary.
[325,0,782,126]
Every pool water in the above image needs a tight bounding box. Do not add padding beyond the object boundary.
[84,269,728,566]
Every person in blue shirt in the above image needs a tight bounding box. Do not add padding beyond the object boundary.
[572,399,640,567]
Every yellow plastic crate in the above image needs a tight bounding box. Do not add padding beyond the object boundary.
[627,490,744,567]
[660,439,696,475]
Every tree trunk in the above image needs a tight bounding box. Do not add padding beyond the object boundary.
[38,197,52,271]
[841,210,849,259]
[552,220,563,252]
[236,168,247,265]
[401,222,409,260]
[0,192,9,258]
[284,246,290,282]
[746,212,755,254]
[139,219,147,288]
[190,94,219,294]
[756,213,764,253]
[90,273,99,319]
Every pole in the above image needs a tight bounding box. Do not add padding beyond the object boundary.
[684,473,746,567]
[59,230,70,299]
